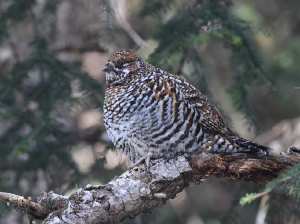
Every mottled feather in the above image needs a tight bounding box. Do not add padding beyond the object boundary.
[103,50,271,164]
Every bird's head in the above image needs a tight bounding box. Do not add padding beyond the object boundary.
[103,50,142,84]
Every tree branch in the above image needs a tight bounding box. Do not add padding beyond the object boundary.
[1,148,300,223]
[0,192,49,223]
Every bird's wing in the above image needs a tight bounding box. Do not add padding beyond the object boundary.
[143,71,231,136]
[142,71,271,155]
[168,74,230,134]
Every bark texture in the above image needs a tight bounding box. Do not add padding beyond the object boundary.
[1,151,299,224]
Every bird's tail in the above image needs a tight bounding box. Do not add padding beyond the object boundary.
[232,137,272,156]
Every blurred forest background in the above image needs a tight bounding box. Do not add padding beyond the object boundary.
[0,0,300,223]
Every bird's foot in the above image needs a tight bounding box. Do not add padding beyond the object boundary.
[128,153,151,171]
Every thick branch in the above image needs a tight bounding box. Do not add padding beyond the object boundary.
[1,151,299,224]
[188,152,300,185]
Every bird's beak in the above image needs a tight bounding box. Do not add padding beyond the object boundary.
[102,66,112,72]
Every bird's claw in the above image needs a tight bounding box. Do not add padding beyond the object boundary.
[128,153,151,171]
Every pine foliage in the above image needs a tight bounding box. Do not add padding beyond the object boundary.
[240,161,300,206]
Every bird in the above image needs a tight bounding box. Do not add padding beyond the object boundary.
[102,50,272,168]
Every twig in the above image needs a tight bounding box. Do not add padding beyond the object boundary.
[241,169,300,204]
[112,0,147,48]
[175,49,188,76]
[252,188,272,200]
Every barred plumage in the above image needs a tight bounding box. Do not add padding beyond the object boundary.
[103,50,271,166]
